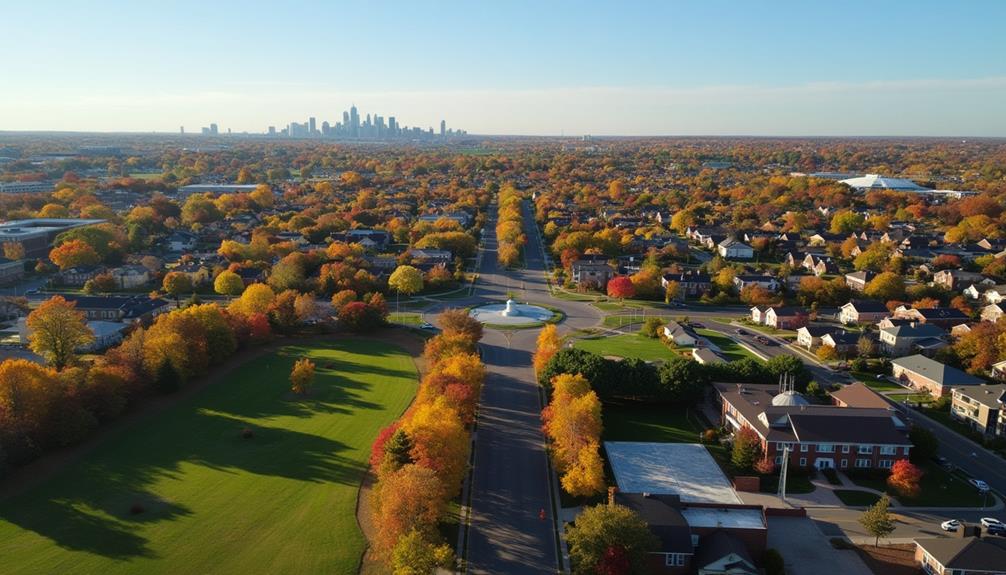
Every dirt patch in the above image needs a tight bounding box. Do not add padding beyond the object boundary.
[853,544,919,575]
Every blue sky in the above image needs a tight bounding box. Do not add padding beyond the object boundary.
[2,1,1005,135]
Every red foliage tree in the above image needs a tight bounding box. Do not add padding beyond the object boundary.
[371,421,402,469]
[606,276,635,301]
[597,545,631,575]
[887,459,923,498]
[247,312,272,343]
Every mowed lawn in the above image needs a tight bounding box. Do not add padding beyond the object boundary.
[694,329,762,362]
[0,339,417,575]
[574,333,679,361]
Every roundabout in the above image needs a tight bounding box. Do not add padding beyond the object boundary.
[468,298,560,328]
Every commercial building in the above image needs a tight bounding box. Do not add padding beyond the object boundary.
[891,354,985,397]
[0,218,105,258]
[0,181,54,194]
[950,384,1006,437]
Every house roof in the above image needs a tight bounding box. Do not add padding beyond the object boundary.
[693,530,757,575]
[880,323,946,339]
[843,299,888,313]
[614,493,694,554]
[952,384,1006,409]
[891,355,985,387]
[839,174,929,191]
[914,537,1006,572]
[830,382,891,409]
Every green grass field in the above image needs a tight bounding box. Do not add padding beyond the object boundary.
[0,339,418,574]
[602,402,704,443]
[573,333,678,362]
[388,311,423,326]
[694,329,763,362]
[834,489,882,507]
[847,463,987,507]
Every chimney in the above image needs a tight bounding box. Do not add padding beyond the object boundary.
[608,486,618,506]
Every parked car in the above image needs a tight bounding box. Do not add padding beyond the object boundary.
[970,479,991,492]
[735,328,749,336]
[940,519,962,532]
[420,322,436,330]
[691,322,704,329]
[981,517,1003,529]
[755,335,771,345]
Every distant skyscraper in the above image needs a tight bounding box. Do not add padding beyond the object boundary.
[180,126,184,134]
[268,126,276,135]
[210,123,218,135]
[321,121,330,135]
[440,120,446,136]
[349,105,360,138]
[309,117,316,134]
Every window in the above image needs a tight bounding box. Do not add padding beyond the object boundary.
[664,554,686,567]
[858,445,873,454]
[800,444,808,452]
[842,445,850,454]
[855,459,871,468]
[799,458,807,466]
[903,446,911,455]
[841,459,849,468]
[880,446,897,455]
[879,460,894,469]
[818,444,834,453]
[775,456,783,464]
[776,442,785,450]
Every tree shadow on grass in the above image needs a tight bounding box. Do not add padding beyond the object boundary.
[0,411,364,561]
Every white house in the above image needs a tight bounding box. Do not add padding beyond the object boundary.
[717,238,754,260]
[662,321,697,346]
[982,303,1005,323]
[839,300,889,325]
[984,285,1006,304]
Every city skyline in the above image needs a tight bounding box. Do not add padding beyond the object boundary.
[2,1,1006,136]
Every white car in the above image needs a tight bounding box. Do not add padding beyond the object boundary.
[970,479,991,492]
[981,517,1003,529]
[419,322,436,330]
[940,519,962,532]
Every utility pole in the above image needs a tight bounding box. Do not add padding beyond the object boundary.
[778,445,790,501]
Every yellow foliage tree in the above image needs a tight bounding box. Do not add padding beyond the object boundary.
[533,324,561,373]
[290,358,316,395]
[402,398,470,498]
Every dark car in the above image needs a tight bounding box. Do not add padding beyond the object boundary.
[691,322,704,329]
[755,335,775,345]
[735,328,749,336]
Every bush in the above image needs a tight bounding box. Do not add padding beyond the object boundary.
[702,429,719,443]
[764,548,785,575]
[640,316,665,338]
[851,357,868,372]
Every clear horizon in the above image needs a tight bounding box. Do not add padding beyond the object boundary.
[3,1,1006,137]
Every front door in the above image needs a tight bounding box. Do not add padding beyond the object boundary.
[815,458,834,469]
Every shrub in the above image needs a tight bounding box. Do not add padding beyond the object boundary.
[764,548,785,575]
[702,429,719,443]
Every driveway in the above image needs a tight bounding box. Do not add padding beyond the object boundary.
[768,516,872,575]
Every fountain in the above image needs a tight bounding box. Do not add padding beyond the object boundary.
[469,298,555,327]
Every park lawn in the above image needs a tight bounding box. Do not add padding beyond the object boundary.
[603,402,704,444]
[834,490,882,507]
[388,311,422,326]
[694,329,762,362]
[847,464,987,507]
[574,334,677,362]
[0,339,418,575]
[602,315,639,329]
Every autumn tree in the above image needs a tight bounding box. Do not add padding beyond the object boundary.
[606,276,635,304]
[290,358,315,395]
[386,265,425,310]
[864,271,906,303]
[371,464,447,555]
[2,241,25,261]
[438,308,483,342]
[534,324,561,373]
[230,283,276,316]
[390,529,454,575]
[663,279,680,303]
[162,271,193,307]
[566,503,657,574]
[887,459,923,498]
[542,373,604,497]
[859,495,895,547]
[402,398,470,497]
[26,296,95,369]
[213,270,245,297]
[330,289,357,311]
[49,239,101,270]
[731,426,762,472]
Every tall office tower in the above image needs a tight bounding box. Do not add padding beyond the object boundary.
[180,126,185,134]
[210,123,219,135]
[440,120,446,136]
[268,126,276,135]
[388,116,397,135]
[322,121,330,135]
[349,105,360,137]
[309,117,317,134]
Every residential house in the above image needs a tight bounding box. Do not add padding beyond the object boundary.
[171,261,212,286]
[934,269,990,291]
[821,331,862,357]
[717,238,754,260]
[962,284,984,300]
[764,306,808,330]
[410,249,453,265]
[0,257,24,286]
[59,265,106,287]
[692,348,723,365]
[109,265,150,289]
[879,322,947,357]
[33,294,170,324]
[662,321,697,347]
[614,492,766,575]
[981,303,1005,323]
[839,300,888,325]
[993,360,1006,381]
[570,255,616,289]
[796,325,832,349]
[893,305,970,328]
[732,275,779,292]
[166,230,198,252]
[661,271,712,298]
[715,382,912,471]
[914,537,1006,575]
[844,270,875,292]
[950,384,1006,437]
[891,355,985,397]
[983,285,1006,304]
[344,229,390,249]
[750,306,768,325]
